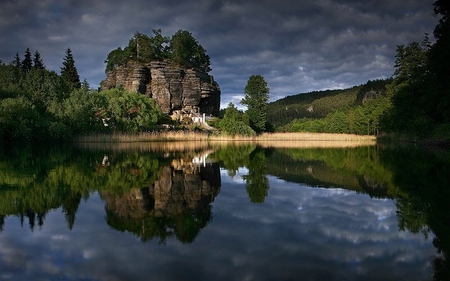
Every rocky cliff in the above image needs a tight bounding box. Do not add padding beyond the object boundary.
[101,60,221,117]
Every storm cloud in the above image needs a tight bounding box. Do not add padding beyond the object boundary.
[0,0,437,107]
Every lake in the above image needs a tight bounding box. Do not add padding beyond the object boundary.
[0,141,449,281]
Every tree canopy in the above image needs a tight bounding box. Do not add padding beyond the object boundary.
[105,29,211,73]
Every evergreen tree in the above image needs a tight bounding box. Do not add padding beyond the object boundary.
[33,50,45,69]
[13,52,20,68]
[61,48,81,90]
[241,75,269,133]
[21,48,32,74]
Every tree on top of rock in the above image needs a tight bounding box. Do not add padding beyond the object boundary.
[61,48,80,90]
[169,30,211,72]
[104,29,212,73]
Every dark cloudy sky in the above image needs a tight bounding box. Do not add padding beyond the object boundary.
[0,0,438,108]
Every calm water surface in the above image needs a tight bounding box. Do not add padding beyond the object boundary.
[0,142,449,281]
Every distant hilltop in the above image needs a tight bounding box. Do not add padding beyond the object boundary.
[100,30,221,118]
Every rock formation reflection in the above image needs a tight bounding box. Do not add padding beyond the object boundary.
[101,152,221,244]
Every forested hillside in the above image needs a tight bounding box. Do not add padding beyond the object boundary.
[267,79,391,135]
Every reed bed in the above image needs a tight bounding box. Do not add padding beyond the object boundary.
[255,132,376,141]
[74,131,376,143]
[74,132,376,151]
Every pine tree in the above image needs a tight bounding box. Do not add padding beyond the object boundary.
[61,48,81,90]
[13,52,20,68]
[241,75,270,133]
[33,50,45,69]
[21,48,32,74]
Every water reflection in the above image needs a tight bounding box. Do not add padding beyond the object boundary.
[0,141,449,280]
[102,155,221,243]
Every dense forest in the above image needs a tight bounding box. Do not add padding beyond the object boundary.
[1,0,449,143]
[267,79,391,135]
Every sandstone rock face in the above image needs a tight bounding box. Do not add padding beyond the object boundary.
[101,61,221,116]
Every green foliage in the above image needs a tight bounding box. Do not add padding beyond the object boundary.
[105,29,211,73]
[0,64,25,98]
[0,97,43,141]
[101,89,163,133]
[48,87,108,137]
[285,88,391,135]
[241,75,269,133]
[384,40,433,135]
[1,52,166,142]
[104,47,134,72]
[217,103,256,136]
[269,77,399,135]
[22,68,70,111]
[134,30,170,62]
[355,79,392,104]
[169,30,211,72]
[267,88,357,128]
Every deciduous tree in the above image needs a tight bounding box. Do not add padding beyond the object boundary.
[218,103,255,136]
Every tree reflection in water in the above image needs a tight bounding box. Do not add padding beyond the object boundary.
[102,158,221,244]
[0,141,449,279]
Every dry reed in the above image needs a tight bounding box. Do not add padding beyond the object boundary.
[74,132,376,150]
[74,131,375,142]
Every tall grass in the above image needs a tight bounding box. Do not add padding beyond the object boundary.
[74,131,376,145]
